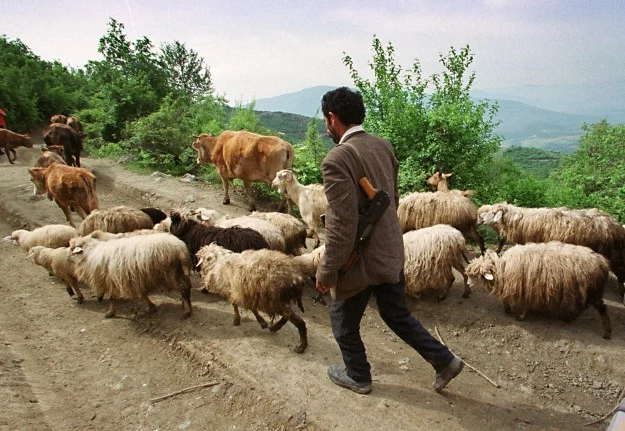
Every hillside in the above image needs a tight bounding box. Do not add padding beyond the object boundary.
[255,85,621,153]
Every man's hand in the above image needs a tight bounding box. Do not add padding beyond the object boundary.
[315,279,334,295]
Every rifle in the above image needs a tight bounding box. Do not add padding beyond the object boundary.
[313,176,390,305]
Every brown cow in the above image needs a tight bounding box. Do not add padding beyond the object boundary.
[43,124,84,167]
[0,129,33,164]
[192,130,294,211]
[50,114,67,124]
[28,163,99,227]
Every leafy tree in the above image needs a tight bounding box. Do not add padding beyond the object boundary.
[546,120,625,222]
[160,41,213,100]
[294,113,328,184]
[343,37,501,194]
[0,35,87,131]
[227,100,270,133]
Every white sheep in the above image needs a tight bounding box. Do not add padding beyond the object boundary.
[196,243,309,353]
[397,191,485,255]
[78,205,155,236]
[69,232,193,319]
[272,169,327,248]
[27,246,83,303]
[403,225,470,300]
[4,224,77,251]
[249,211,308,256]
[477,202,625,294]
[466,242,612,339]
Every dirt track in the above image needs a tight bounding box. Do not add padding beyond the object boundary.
[1,146,624,430]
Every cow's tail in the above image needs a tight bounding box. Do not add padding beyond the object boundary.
[285,143,294,169]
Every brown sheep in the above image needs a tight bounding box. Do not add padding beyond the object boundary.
[197,243,309,353]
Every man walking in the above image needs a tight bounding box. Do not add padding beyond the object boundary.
[315,87,463,394]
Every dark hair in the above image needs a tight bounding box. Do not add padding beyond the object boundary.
[321,87,366,125]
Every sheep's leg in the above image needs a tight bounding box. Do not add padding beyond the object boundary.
[65,285,75,297]
[269,316,288,332]
[180,274,193,319]
[221,177,230,205]
[467,226,486,255]
[252,310,268,329]
[503,300,512,314]
[57,201,76,228]
[243,181,256,211]
[7,148,15,164]
[592,299,612,340]
[496,238,506,255]
[232,304,241,326]
[144,296,157,314]
[438,273,454,301]
[66,279,84,304]
[289,313,308,354]
[453,263,471,298]
[516,306,527,321]
[105,298,117,318]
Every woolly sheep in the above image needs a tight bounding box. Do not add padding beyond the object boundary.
[397,191,485,254]
[168,211,269,268]
[4,224,77,251]
[69,232,193,319]
[466,242,612,339]
[477,202,625,293]
[194,208,306,255]
[272,169,327,248]
[78,205,155,236]
[403,225,470,300]
[249,211,308,256]
[197,243,308,353]
[27,246,83,302]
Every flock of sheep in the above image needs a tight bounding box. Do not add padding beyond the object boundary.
[4,137,625,352]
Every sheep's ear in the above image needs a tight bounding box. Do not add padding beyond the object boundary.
[492,211,503,223]
[444,173,452,178]
[2,235,13,242]
[483,273,494,281]
[72,247,84,254]
[196,257,204,268]
[25,252,34,259]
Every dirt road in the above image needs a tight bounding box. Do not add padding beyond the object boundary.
[1,146,624,430]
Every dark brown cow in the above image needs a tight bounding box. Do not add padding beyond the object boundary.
[43,124,84,167]
[191,130,294,211]
[28,163,99,227]
[0,129,33,164]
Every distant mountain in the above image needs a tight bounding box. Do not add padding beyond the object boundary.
[255,86,335,118]
[472,80,625,122]
[255,84,621,153]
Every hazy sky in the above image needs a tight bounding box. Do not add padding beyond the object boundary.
[3,0,624,102]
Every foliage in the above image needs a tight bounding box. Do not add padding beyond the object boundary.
[120,95,198,175]
[546,120,625,222]
[227,100,272,134]
[294,113,328,184]
[502,146,563,178]
[160,41,213,101]
[0,35,88,132]
[479,153,548,207]
[344,37,501,195]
